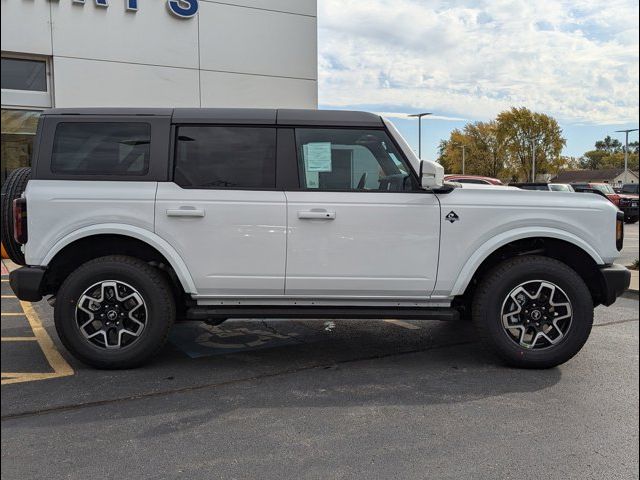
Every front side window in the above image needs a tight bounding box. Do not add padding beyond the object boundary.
[174,126,276,189]
[295,129,416,191]
[51,123,150,175]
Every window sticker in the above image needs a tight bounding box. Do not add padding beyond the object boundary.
[304,142,332,172]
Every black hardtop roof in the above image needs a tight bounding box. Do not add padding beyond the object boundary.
[42,108,383,127]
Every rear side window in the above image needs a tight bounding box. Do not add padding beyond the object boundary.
[174,126,276,189]
[51,122,150,175]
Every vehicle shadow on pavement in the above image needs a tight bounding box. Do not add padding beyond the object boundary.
[7,318,563,433]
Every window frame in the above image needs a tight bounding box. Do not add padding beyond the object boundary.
[171,124,281,191]
[292,126,423,193]
[34,115,171,181]
[1,54,52,109]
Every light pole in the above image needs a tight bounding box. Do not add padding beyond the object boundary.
[615,128,639,184]
[532,142,536,182]
[453,143,466,174]
[408,112,432,158]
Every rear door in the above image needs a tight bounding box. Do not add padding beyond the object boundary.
[155,125,287,297]
[284,127,441,298]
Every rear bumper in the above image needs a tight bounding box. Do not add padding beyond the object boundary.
[598,264,631,306]
[9,266,46,302]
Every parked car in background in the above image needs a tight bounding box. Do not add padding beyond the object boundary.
[444,175,503,185]
[620,183,639,195]
[572,182,639,224]
[510,182,575,192]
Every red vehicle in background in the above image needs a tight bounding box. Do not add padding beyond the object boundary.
[572,182,639,224]
[444,175,503,185]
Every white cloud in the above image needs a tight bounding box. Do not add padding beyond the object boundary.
[318,0,639,125]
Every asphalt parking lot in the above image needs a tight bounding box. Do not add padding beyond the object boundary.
[1,225,639,479]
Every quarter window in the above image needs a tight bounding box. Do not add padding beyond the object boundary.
[295,129,416,191]
[174,126,276,189]
[51,123,150,175]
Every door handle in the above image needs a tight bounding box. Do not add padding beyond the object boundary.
[166,207,205,218]
[297,209,336,220]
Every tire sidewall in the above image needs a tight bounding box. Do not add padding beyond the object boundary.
[476,258,593,368]
[55,258,174,368]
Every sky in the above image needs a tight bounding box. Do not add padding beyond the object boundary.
[316,0,640,161]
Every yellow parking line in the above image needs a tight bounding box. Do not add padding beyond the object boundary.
[1,337,38,342]
[384,319,421,330]
[20,301,74,378]
[1,279,8,282]
[1,313,25,317]
[1,295,17,298]
[1,372,67,385]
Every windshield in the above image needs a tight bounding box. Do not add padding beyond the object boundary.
[593,184,615,194]
[549,184,574,192]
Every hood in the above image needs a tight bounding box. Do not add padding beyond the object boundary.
[439,183,618,213]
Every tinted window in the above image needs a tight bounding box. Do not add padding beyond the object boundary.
[1,58,47,92]
[457,178,489,185]
[622,184,639,194]
[295,129,415,191]
[520,184,549,191]
[51,123,150,175]
[174,127,276,189]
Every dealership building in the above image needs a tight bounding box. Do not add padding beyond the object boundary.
[0,0,318,184]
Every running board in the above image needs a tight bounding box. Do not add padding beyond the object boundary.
[186,306,460,321]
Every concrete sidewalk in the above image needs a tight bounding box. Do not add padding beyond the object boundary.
[629,269,639,293]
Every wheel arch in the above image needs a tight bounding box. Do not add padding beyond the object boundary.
[41,224,197,296]
[451,229,606,305]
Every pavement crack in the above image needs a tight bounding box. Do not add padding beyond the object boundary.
[1,339,474,422]
[593,318,639,327]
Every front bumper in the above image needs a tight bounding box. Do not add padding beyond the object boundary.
[9,266,46,302]
[598,264,631,306]
[620,204,639,220]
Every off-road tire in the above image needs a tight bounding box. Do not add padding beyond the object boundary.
[55,255,175,369]
[1,167,31,265]
[472,255,593,369]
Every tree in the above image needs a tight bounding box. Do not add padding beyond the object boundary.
[579,136,640,170]
[594,135,622,154]
[437,121,507,177]
[495,107,566,181]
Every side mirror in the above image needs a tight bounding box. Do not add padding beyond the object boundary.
[419,160,444,189]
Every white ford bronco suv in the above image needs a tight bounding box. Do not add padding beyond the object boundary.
[2,108,630,369]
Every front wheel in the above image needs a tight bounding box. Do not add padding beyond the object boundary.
[472,256,593,369]
[55,255,175,369]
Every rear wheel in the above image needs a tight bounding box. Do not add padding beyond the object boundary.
[1,167,31,265]
[55,255,175,369]
[472,255,593,369]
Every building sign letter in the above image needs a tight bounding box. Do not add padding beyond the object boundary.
[167,0,198,18]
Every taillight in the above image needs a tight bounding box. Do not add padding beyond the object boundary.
[610,194,621,206]
[13,197,28,245]
[616,211,624,251]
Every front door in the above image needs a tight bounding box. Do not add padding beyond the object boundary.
[285,128,441,298]
[155,125,286,297]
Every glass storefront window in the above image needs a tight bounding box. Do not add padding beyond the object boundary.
[1,58,47,92]
[1,109,41,186]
